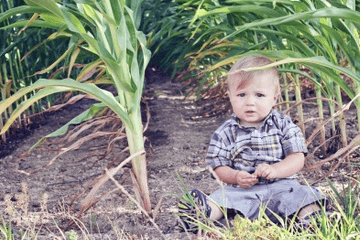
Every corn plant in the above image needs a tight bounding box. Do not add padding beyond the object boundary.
[144,1,360,159]
[0,0,152,212]
[0,0,81,143]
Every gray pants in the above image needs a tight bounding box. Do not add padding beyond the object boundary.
[209,179,325,223]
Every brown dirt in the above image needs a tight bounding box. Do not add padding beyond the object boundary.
[0,80,359,239]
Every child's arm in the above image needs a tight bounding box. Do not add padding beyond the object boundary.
[214,165,259,189]
[254,152,305,180]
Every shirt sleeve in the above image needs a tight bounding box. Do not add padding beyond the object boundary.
[206,130,232,169]
[280,116,308,156]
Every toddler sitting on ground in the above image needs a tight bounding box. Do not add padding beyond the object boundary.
[179,55,328,232]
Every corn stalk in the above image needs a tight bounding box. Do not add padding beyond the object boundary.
[315,83,326,152]
[0,0,152,212]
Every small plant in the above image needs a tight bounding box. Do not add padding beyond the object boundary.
[230,215,292,240]
[66,230,78,240]
[0,217,13,240]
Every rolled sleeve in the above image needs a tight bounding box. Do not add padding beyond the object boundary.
[281,117,308,156]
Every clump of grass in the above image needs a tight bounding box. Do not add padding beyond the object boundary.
[227,215,290,240]
[0,217,14,240]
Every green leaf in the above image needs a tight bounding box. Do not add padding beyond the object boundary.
[0,79,132,134]
[0,5,44,22]
[242,55,356,99]
[102,56,136,92]
[40,12,66,25]
[0,19,65,30]
[224,7,360,41]
[30,102,106,151]
[1,87,70,134]
[61,8,86,34]
[24,0,64,20]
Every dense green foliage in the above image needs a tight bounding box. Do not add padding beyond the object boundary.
[141,0,360,153]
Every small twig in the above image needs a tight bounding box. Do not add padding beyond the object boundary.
[47,173,102,186]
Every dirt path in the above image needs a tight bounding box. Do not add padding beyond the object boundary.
[0,82,229,239]
[140,82,230,238]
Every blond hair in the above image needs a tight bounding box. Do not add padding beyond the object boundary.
[227,55,280,95]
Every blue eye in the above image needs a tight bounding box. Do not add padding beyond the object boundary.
[256,93,264,97]
[238,93,245,97]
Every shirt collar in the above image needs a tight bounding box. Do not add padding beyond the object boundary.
[230,109,275,130]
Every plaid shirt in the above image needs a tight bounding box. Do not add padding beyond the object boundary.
[207,110,307,176]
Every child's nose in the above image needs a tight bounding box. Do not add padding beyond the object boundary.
[245,96,255,105]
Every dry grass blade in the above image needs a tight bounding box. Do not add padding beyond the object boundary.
[43,94,87,112]
[58,115,122,146]
[79,150,145,215]
[63,118,117,143]
[73,188,119,221]
[105,167,165,239]
[152,196,164,222]
[306,92,360,146]
[105,147,129,169]
[304,133,360,173]
[305,134,340,165]
[281,97,338,115]
[143,100,151,133]
[103,126,127,157]
[16,131,118,175]
[130,170,145,210]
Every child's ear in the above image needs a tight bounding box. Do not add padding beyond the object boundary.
[274,93,281,101]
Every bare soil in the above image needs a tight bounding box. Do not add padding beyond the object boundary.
[0,80,359,240]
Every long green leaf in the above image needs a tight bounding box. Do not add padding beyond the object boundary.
[223,7,360,41]
[0,19,64,30]
[239,55,356,99]
[30,102,106,151]
[0,79,131,133]
[1,86,69,133]
[0,6,45,22]
[24,0,64,20]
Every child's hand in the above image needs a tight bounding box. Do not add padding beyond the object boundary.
[254,164,278,180]
[235,170,258,189]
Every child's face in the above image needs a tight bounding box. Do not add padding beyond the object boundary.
[228,72,279,127]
